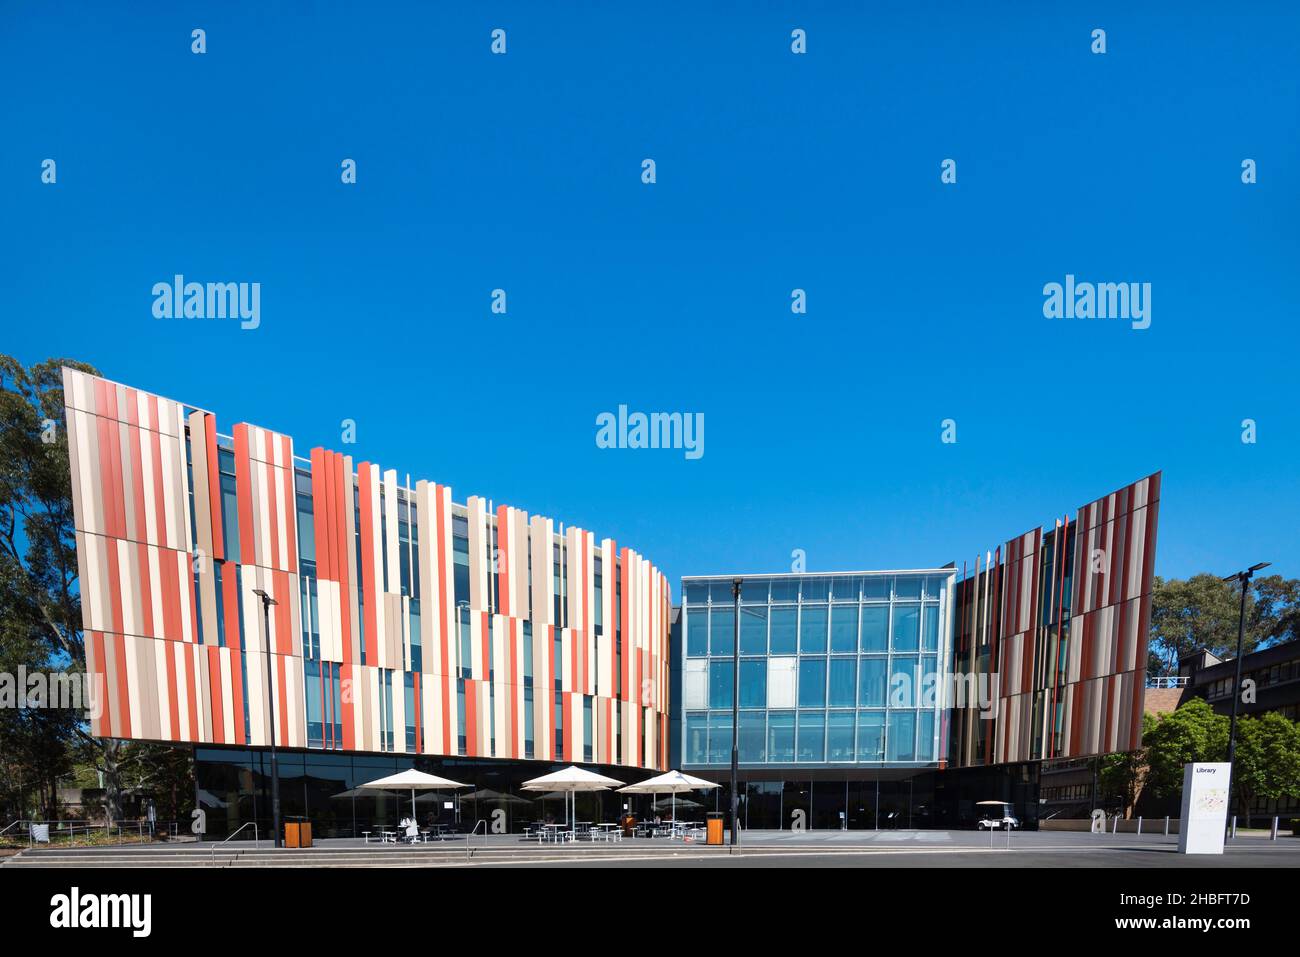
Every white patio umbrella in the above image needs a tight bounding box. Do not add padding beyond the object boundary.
[359,769,469,825]
[520,766,624,837]
[618,770,719,831]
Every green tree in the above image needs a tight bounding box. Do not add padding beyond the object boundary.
[1148,575,1256,676]
[0,355,179,824]
[1231,712,1300,828]
[1141,698,1229,799]
[1099,712,1156,817]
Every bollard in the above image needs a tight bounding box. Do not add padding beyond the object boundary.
[1230,816,1237,839]
[1137,816,1142,835]
[1271,817,1278,841]
[1112,815,1119,834]
[1164,815,1169,836]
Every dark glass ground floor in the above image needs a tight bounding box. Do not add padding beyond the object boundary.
[194,747,1044,838]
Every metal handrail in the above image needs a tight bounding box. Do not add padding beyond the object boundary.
[211,822,259,866]
[467,819,487,862]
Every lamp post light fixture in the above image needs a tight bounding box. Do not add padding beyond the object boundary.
[252,587,283,849]
[730,577,741,849]
[1220,561,1270,832]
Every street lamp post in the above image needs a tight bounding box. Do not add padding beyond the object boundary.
[730,578,741,848]
[253,588,282,849]
[1220,562,1269,833]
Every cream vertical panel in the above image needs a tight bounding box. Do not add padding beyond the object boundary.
[598,540,616,698]
[467,496,487,612]
[344,456,361,661]
[416,481,438,672]
[391,669,406,753]
[491,614,507,758]
[364,463,386,665]
[529,516,553,628]
[532,624,553,760]
[382,468,400,598]
[421,673,441,754]
[511,509,530,618]
[439,487,457,676]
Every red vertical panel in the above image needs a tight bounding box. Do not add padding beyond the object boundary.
[341,663,356,751]
[184,648,200,744]
[273,570,292,655]
[104,533,124,639]
[232,425,256,566]
[496,505,510,618]
[90,631,109,737]
[230,649,246,745]
[207,647,225,744]
[162,636,179,739]
[507,619,519,758]
[127,425,148,547]
[413,673,423,754]
[357,463,376,666]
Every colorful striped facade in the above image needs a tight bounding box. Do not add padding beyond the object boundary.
[948,472,1161,767]
[64,369,671,771]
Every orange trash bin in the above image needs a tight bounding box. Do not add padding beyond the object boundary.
[706,813,724,846]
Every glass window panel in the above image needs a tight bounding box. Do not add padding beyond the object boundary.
[709,581,734,604]
[862,576,889,601]
[769,579,799,603]
[800,578,829,601]
[922,604,940,652]
[709,660,734,710]
[828,657,856,707]
[924,576,945,600]
[920,656,939,707]
[741,580,769,603]
[917,711,936,762]
[767,711,795,763]
[858,658,887,707]
[830,605,858,652]
[887,711,917,762]
[890,656,920,708]
[827,711,855,762]
[799,605,828,653]
[739,659,767,708]
[740,605,768,656]
[767,657,797,708]
[893,576,922,600]
[831,576,859,601]
[797,711,825,762]
[797,657,826,707]
[686,713,708,764]
[891,603,920,651]
[708,713,733,764]
[685,583,709,605]
[739,711,766,763]
[710,607,735,655]
[686,609,708,657]
[860,606,888,652]
[769,607,798,655]
[857,712,885,761]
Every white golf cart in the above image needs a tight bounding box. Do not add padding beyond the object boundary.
[975,800,1019,830]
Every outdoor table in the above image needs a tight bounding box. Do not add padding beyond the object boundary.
[539,823,569,844]
[591,823,622,842]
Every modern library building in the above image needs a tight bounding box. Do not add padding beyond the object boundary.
[61,367,1161,834]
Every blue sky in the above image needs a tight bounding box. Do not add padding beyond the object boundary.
[3,2,1296,588]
